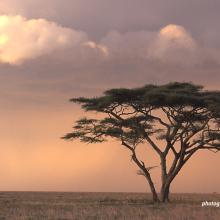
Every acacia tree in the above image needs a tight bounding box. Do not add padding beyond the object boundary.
[62,82,220,203]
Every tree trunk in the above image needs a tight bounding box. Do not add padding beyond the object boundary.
[160,183,170,203]
[160,160,184,203]
[160,154,170,203]
[145,172,160,203]
[131,150,160,203]
[149,182,160,203]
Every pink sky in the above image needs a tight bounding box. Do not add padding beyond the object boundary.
[0,0,219,193]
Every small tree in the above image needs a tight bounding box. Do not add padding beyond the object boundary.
[62,82,220,203]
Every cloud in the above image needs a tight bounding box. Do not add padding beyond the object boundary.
[153,24,196,53]
[83,41,109,57]
[159,25,194,45]
[0,17,219,71]
[100,24,220,68]
[147,24,197,65]
[0,15,87,65]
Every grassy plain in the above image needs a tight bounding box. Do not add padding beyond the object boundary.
[0,192,219,220]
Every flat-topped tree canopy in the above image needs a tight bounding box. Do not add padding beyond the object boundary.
[63,82,220,203]
[70,82,220,112]
[65,82,220,145]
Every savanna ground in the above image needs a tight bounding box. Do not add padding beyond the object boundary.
[0,192,219,220]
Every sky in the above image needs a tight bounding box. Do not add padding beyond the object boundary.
[0,0,220,193]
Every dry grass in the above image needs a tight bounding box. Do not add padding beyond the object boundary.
[0,192,219,220]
